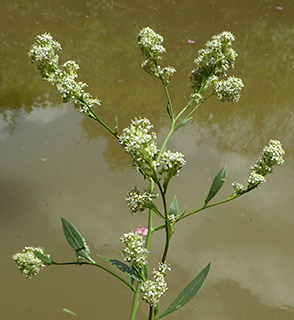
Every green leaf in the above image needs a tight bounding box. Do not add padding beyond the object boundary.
[159,262,211,319]
[174,117,193,131]
[168,196,178,216]
[96,254,142,282]
[61,216,85,252]
[167,102,173,120]
[34,251,52,265]
[62,308,77,317]
[204,165,227,206]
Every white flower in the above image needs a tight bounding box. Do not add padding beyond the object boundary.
[233,140,285,193]
[158,150,186,178]
[120,231,148,268]
[126,186,158,213]
[141,262,171,306]
[190,31,238,91]
[29,33,101,113]
[12,247,49,279]
[247,171,266,188]
[138,27,166,59]
[119,118,158,179]
[232,182,245,195]
[214,76,244,102]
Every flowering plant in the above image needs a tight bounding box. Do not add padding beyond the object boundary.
[13,28,285,319]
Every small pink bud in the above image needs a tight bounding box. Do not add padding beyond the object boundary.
[187,39,195,44]
[276,6,283,10]
[135,227,148,237]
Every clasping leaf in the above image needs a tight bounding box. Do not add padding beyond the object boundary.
[204,165,227,206]
[34,251,52,265]
[96,254,142,283]
[168,196,178,216]
[61,216,92,261]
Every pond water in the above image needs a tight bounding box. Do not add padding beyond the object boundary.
[1,0,294,319]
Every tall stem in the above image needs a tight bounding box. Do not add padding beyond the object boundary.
[129,283,142,320]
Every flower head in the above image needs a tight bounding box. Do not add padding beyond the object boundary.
[29,33,100,113]
[119,118,158,179]
[138,27,166,59]
[12,247,50,279]
[158,150,186,184]
[120,231,148,268]
[126,186,158,213]
[232,140,285,193]
[141,262,171,306]
[214,76,244,102]
[190,31,238,91]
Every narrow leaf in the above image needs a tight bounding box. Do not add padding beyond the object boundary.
[34,251,52,265]
[159,262,211,319]
[168,196,178,216]
[63,308,77,317]
[167,102,173,120]
[61,216,85,252]
[96,254,142,282]
[175,117,193,131]
[204,165,227,206]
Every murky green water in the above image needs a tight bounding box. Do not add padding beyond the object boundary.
[1,0,294,319]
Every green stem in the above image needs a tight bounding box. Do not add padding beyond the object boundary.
[88,107,118,138]
[175,98,194,122]
[148,306,154,320]
[52,260,134,290]
[80,100,117,138]
[129,283,142,320]
[177,194,240,222]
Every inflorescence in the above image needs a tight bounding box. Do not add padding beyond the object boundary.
[120,231,149,269]
[119,118,186,182]
[190,31,244,103]
[140,262,171,306]
[29,33,100,114]
[126,186,158,213]
[138,27,176,85]
[232,139,285,194]
[12,247,50,279]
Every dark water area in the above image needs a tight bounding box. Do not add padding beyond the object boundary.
[1,0,294,319]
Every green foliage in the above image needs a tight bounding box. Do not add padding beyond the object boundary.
[96,254,142,283]
[158,262,211,318]
[204,165,227,206]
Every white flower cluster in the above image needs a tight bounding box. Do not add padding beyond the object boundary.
[190,31,238,91]
[12,247,49,279]
[138,27,176,84]
[158,150,186,178]
[138,27,166,59]
[120,231,148,268]
[214,76,244,102]
[119,118,158,179]
[232,140,285,193]
[29,33,100,114]
[159,66,177,86]
[231,182,245,195]
[126,186,158,213]
[141,262,171,306]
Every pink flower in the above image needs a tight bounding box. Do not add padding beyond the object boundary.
[135,227,148,237]
[276,6,283,10]
[187,39,195,44]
